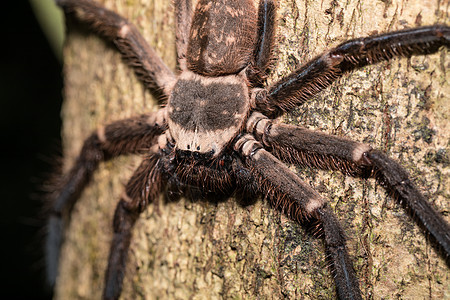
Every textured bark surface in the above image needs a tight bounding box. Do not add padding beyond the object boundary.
[56,0,449,299]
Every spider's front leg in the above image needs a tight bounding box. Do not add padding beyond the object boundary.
[247,112,450,256]
[46,112,166,287]
[234,135,362,300]
[103,154,164,300]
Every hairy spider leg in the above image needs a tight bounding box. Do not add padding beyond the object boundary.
[104,155,164,300]
[254,0,277,72]
[247,112,372,176]
[174,0,193,71]
[56,0,176,96]
[318,207,362,300]
[46,114,165,286]
[52,0,450,299]
[260,25,450,118]
[366,150,450,254]
[234,135,363,299]
[51,0,177,287]
[247,0,277,86]
[248,113,450,258]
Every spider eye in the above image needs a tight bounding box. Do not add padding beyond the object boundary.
[187,145,190,150]
[196,146,200,151]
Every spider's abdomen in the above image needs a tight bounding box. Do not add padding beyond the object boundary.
[187,0,257,76]
[167,71,249,155]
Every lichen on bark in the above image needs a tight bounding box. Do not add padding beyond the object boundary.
[56,0,448,299]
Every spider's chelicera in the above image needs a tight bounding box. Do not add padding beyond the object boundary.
[49,0,450,299]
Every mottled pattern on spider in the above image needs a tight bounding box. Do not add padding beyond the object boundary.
[48,0,450,299]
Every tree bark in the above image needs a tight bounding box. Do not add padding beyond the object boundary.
[56,0,449,299]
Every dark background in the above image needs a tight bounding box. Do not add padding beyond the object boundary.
[1,2,62,299]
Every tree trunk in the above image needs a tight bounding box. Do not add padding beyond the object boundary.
[56,0,449,299]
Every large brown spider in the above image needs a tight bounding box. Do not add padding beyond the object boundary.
[49,0,450,299]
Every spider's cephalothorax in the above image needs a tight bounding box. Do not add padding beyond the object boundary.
[167,70,250,155]
[49,0,450,299]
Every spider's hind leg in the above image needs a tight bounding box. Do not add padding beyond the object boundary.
[247,0,277,86]
[174,0,193,71]
[260,25,449,117]
[56,0,176,95]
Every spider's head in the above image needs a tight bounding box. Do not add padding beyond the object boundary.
[175,148,216,163]
[167,71,250,157]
